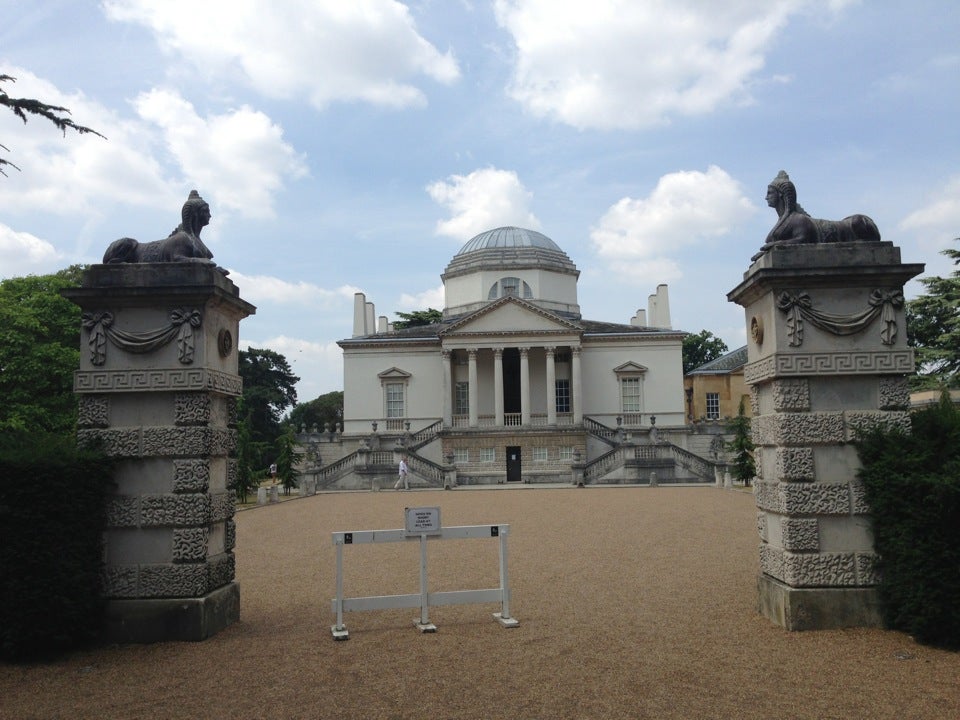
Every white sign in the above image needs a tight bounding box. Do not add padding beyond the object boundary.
[405,506,441,535]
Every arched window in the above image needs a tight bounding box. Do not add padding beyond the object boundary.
[488,277,533,300]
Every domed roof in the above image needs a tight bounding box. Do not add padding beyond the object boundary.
[456,227,563,255]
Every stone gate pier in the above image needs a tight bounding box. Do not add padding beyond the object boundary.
[65,263,255,642]
[729,241,922,630]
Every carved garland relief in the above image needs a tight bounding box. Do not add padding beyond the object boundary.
[776,289,903,347]
[81,307,202,365]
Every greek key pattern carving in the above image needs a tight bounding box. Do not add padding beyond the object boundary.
[173,459,210,493]
[774,447,815,482]
[140,493,211,527]
[744,351,914,384]
[781,518,820,552]
[172,527,209,563]
[174,393,211,425]
[878,376,910,410]
[77,395,109,428]
[74,368,243,396]
[772,379,810,412]
[755,480,851,515]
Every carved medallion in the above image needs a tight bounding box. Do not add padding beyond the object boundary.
[750,316,764,346]
[218,328,233,358]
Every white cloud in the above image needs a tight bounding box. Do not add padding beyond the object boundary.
[399,284,445,311]
[0,225,64,276]
[0,68,176,216]
[134,89,307,218]
[228,270,361,306]
[103,0,460,110]
[590,166,755,279]
[427,167,540,240]
[898,176,960,277]
[493,0,849,130]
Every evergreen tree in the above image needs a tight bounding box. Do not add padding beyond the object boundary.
[726,398,755,486]
[274,426,301,495]
[908,237,959,389]
[393,308,442,329]
[238,348,299,469]
[1,74,104,176]
[682,329,728,374]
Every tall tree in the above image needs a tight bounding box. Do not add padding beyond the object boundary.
[287,390,344,433]
[238,348,299,469]
[1,74,104,176]
[393,308,442,329]
[0,266,85,433]
[726,398,756,486]
[908,237,959,389]
[274,426,301,495]
[682,329,729,375]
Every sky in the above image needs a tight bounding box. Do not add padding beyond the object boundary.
[2,0,958,402]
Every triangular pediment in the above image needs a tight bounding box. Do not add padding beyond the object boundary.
[613,361,649,374]
[377,367,412,380]
[441,296,581,337]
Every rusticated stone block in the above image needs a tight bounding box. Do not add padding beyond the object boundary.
[226,459,238,490]
[139,563,208,598]
[782,551,857,587]
[102,565,139,597]
[174,392,211,426]
[105,496,139,528]
[210,492,235,523]
[757,512,768,542]
[754,412,845,446]
[754,480,781,514]
[172,527,209,563]
[878,376,910,410]
[140,493,211,527]
[856,553,881,585]
[78,395,109,428]
[845,410,911,440]
[208,553,236,590]
[759,543,785,582]
[77,428,140,456]
[772,378,810,412]
[850,480,872,515]
[173,459,210,493]
[225,519,236,552]
[750,385,760,416]
[775,447,815,482]
[781,482,850,515]
[781,518,819,551]
[143,427,213,456]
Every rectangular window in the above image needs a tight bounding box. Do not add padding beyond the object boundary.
[621,377,642,413]
[532,447,548,462]
[559,446,574,461]
[555,379,571,413]
[480,447,495,463]
[706,393,720,420]
[454,381,469,415]
[385,383,404,418]
[453,448,470,464]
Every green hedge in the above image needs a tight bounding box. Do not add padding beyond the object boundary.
[0,433,114,661]
[856,394,960,650]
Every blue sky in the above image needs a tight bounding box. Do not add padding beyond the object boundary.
[2,0,958,401]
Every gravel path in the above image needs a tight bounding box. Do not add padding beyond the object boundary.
[2,486,958,720]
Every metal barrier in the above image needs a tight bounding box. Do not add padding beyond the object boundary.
[330,517,519,639]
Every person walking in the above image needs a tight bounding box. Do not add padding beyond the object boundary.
[394,455,409,490]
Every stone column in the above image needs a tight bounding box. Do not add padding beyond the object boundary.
[728,242,922,631]
[441,350,452,427]
[64,264,255,643]
[571,347,583,423]
[468,349,479,428]
[545,346,557,425]
[493,347,504,427]
[519,347,531,426]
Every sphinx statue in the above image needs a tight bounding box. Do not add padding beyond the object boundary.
[102,190,226,273]
[753,171,881,259]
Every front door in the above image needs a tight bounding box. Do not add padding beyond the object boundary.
[506,446,521,482]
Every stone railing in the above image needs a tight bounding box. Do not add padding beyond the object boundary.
[315,452,359,489]
[582,446,626,483]
[410,420,442,450]
[405,453,447,488]
[583,417,618,446]
[666,444,719,482]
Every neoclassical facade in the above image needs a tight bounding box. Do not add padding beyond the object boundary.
[337,227,686,484]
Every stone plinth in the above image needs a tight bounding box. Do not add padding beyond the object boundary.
[728,242,922,631]
[64,264,255,643]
